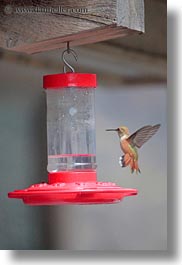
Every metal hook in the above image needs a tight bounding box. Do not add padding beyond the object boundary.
[62,42,78,73]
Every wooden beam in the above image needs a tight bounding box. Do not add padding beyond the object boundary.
[0,0,144,54]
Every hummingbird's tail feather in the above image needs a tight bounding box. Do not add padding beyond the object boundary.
[119,154,141,173]
[130,159,141,174]
[119,154,131,167]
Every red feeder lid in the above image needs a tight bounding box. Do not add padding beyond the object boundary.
[43,73,97,89]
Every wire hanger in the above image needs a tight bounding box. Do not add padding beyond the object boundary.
[62,42,78,73]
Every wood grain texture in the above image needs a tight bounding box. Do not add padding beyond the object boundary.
[0,0,144,54]
[117,0,145,31]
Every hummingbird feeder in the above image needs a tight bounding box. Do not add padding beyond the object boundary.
[8,44,137,205]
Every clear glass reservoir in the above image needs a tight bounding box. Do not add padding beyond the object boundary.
[43,73,97,173]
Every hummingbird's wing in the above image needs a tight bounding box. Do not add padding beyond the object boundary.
[127,124,160,148]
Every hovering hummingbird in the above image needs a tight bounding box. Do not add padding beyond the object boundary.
[106,124,160,173]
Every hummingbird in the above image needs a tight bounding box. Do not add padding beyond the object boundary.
[106,124,160,173]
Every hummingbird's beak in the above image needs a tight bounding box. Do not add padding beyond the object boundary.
[106,129,118,131]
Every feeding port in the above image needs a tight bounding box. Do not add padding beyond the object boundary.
[8,73,137,205]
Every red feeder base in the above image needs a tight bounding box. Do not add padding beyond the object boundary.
[8,182,137,206]
[8,172,138,205]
